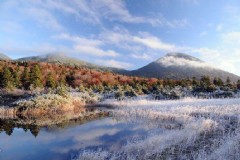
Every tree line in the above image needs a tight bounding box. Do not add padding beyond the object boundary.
[0,61,240,93]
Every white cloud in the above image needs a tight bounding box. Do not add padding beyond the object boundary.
[133,33,176,51]
[158,55,213,68]
[221,31,240,45]
[54,33,119,57]
[186,47,240,75]
[3,0,187,28]
[1,0,64,31]
[100,28,178,54]
[26,7,64,31]
[54,33,103,46]
[95,59,133,69]
[73,45,119,57]
[130,53,153,60]
[86,0,188,27]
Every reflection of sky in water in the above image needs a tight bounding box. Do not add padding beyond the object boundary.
[0,117,163,160]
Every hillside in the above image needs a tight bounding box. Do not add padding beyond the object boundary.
[17,53,97,68]
[0,53,11,60]
[17,53,127,73]
[129,53,240,82]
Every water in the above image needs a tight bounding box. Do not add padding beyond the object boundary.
[0,117,151,160]
[2,98,240,159]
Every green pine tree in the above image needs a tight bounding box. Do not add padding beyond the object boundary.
[30,64,43,88]
[46,72,56,88]
[13,70,21,88]
[21,66,30,90]
[1,67,14,89]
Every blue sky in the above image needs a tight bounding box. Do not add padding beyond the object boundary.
[0,0,240,75]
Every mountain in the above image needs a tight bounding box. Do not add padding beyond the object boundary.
[18,53,94,66]
[17,53,127,72]
[5,52,240,82]
[129,53,240,82]
[0,53,11,60]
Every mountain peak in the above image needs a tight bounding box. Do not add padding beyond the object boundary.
[131,52,240,82]
[164,53,202,62]
[155,53,207,68]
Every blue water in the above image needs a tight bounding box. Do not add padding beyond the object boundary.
[0,117,150,160]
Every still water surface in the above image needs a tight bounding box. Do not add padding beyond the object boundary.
[0,117,154,160]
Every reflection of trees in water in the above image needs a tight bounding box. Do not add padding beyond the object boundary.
[0,119,40,137]
[0,111,109,137]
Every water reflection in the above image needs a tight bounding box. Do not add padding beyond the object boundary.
[0,119,40,137]
[0,110,109,137]
[0,115,152,160]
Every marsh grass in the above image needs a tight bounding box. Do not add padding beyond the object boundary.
[79,98,240,160]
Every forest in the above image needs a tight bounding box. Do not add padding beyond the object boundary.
[0,60,240,99]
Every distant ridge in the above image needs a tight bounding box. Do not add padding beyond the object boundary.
[0,53,11,60]
[16,53,127,72]
[17,53,94,67]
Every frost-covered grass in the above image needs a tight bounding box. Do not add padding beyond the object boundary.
[0,91,102,119]
[79,98,240,160]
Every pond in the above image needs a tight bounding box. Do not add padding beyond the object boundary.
[0,115,157,160]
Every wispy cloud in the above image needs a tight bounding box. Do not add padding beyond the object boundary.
[1,0,65,31]
[159,55,213,68]
[95,59,133,69]
[53,33,119,57]
[133,33,177,51]
[3,0,187,28]
[100,28,177,52]
[27,8,64,31]
[221,31,240,46]
[130,53,153,60]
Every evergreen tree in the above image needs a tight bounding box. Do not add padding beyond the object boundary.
[200,76,211,87]
[21,66,30,90]
[225,77,232,86]
[1,67,14,89]
[192,77,199,87]
[213,77,218,86]
[30,64,43,88]
[46,72,56,88]
[217,78,224,86]
[13,70,20,88]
